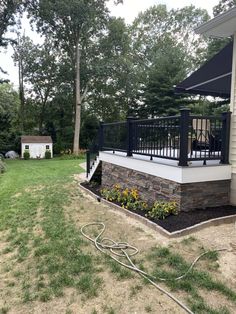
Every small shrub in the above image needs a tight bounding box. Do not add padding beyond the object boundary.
[100,185,179,220]
[23,150,30,160]
[0,160,6,173]
[59,149,86,159]
[45,150,52,159]
[59,153,85,160]
[147,201,178,220]
[100,185,148,212]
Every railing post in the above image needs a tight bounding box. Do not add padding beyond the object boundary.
[178,108,190,167]
[86,150,90,178]
[127,117,134,157]
[221,111,231,164]
[99,121,104,151]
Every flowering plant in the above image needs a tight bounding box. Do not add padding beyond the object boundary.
[147,201,178,220]
[101,185,147,211]
[100,185,179,220]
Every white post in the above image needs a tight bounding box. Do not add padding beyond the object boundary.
[230,33,236,204]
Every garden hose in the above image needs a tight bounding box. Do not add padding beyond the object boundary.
[81,222,228,314]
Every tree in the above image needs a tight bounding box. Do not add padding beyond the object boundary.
[0,83,20,152]
[128,5,209,117]
[142,38,191,117]
[26,0,122,154]
[0,0,22,81]
[130,5,209,73]
[13,36,60,133]
[213,0,236,16]
[87,17,136,121]
[205,37,231,61]
[0,0,21,47]
[44,83,75,154]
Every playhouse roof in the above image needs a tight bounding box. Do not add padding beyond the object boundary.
[21,136,53,144]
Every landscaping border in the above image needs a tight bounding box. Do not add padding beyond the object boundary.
[79,182,236,238]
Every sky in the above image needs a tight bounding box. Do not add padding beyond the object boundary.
[0,0,220,88]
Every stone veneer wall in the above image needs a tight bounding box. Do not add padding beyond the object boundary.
[101,161,230,212]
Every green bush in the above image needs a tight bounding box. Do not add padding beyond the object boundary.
[23,150,30,160]
[147,201,178,220]
[59,149,86,160]
[0,160,6,173]
[100,185,179,220]
[59,153,85,160]
[45,150,52,159]
[100,185,148,212]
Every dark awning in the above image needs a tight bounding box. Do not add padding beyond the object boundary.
[175,41,233,98]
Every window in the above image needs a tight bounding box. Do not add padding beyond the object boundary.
[46,145,50,149]
[25,145,29,149]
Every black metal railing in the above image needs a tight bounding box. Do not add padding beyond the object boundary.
[86,136,99,178]
[102,121,127,152]
[98,109,231,166]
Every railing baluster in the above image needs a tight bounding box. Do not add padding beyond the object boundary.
[179,109,190,166]
[127,117,134,157]
[99,109,231,165]
[221,111,231,164]
[99,121,104,151]
[86,150,90,178]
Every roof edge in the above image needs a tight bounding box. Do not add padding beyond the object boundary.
[21,136,53,144]
[195,7,236,35]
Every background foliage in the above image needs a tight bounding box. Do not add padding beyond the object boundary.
[0,0,232,153]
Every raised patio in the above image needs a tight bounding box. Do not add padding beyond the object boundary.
[87,109,232,212]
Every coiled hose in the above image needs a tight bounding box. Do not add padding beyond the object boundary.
[81,222,227,314]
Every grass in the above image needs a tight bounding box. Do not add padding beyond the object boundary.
[146,246,236,313]
[144,305,152,312]
[0,159,235,313]
[0,159,103,305]
[129,284,143,297]
[104,255,134,280]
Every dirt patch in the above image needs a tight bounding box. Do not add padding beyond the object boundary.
[189,223,236,288]
[61,185,236,313]
[198,289,236,313]
[12,192,22,198]
[61,190,186,313]
[1,178,236,313]
[24,185,45,193]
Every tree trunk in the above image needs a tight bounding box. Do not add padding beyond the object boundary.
[18,45,25,132]
[73,40,81,154]
[39,102,46,134]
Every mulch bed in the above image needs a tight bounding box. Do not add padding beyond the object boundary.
[81,182,236,233]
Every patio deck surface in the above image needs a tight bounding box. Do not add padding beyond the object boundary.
[104,150,222,168]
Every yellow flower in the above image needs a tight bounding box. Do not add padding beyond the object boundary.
[123,188,129,197]
[131,188,139,200]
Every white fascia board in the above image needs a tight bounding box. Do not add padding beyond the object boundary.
[99,152,231,184]
[181,165,231,183]
[100,151,182,182]
[195,7,236,38]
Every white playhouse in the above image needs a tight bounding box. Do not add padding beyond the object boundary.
[21,136,53,159]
